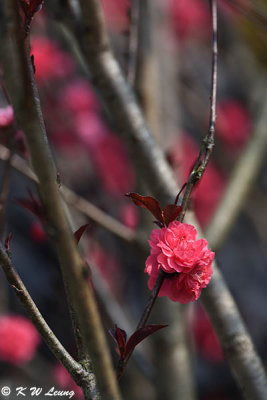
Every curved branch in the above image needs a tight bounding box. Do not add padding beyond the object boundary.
[0,244,95,392]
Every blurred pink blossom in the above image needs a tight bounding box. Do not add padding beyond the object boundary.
[53,363,83,399]
[91,133,136,196]
[192,306,224,362]
[169,0,210,41]
[216,100,252,151]
[75,113,107,146]
[101,0,129,31]
[0,315,40,365]
[0,105,14,128]
[31,37,74,82]
[60,80,100,114]
[119,202,139,230]
[89,243,122,295]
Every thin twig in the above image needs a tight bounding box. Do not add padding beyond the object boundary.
[0,145,141,246]
[0,243,97,394]
[127,0,140,87]
[0,147,13,238]
[0,1,121,398]
[179,0,217,221]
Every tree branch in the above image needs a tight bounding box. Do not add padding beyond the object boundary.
[0,243,97,395]
[0,144,141,246]
[0,1,121,399]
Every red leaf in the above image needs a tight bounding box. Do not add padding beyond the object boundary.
[5,233,13,252]
[163,205,182,226]
[125,324,168,357]
[16,191,45,223]
[74,224,89,244]
[109,326,127,360]
[125,193,164,224]
[20,0,43,18]
[28,0,43,15]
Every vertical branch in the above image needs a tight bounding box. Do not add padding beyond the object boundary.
[127,0,140,87]
[0,1,121,399]
[179,0,217,220]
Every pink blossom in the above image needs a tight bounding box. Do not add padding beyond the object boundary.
[145,221,214,303]
[0,105,14,128]
[53,363,83,399]
[0,315,40,365]
[216,100,251,150]
[169,135,226,227]
[169,0,210,41]
[31,37,74,82]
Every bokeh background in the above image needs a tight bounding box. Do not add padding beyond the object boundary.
[0,0,267,399]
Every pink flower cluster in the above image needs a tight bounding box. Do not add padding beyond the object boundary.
[145,221,214,303]
[0,315,40,365]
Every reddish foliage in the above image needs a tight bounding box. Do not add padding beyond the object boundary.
[0,315,40,365]
[109,326,127,359]
[4,233,13,252]
[126,193,164,224]
[29,221,47,243]
[16,191,45,223]
[74,224,89,244]
[109,324,167,361]
[126,193,181,227]
[20,0,43,19]
[125,325,167,356]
